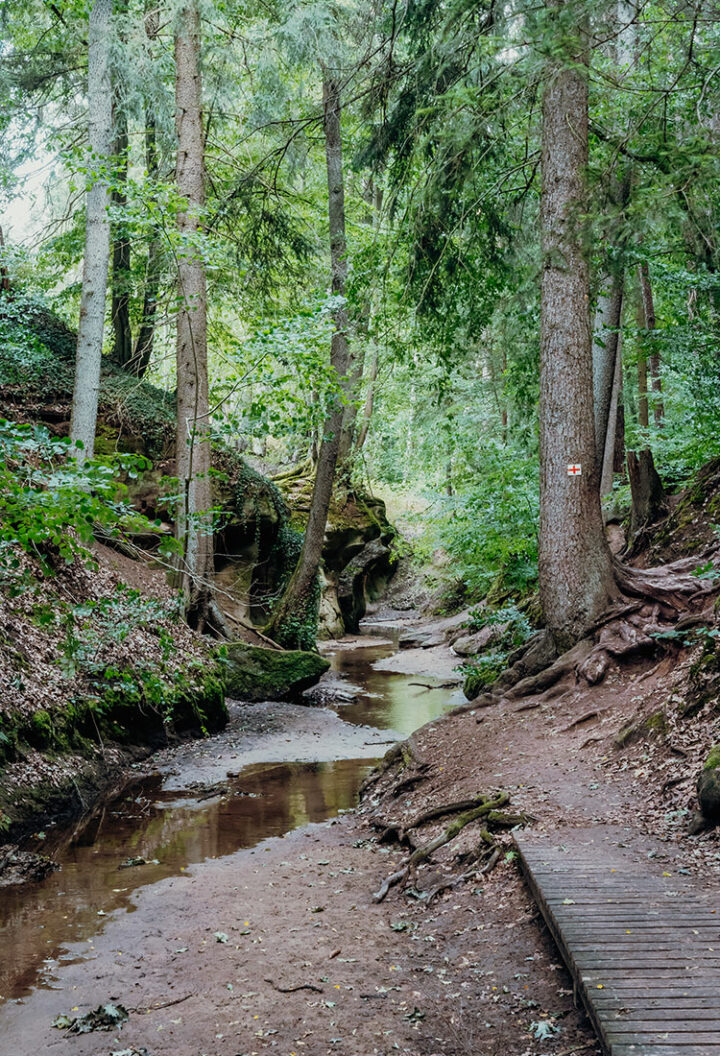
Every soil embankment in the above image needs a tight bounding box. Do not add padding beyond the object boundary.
[1,609,720,1056]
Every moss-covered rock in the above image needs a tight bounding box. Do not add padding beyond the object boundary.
[698,745,720,824]
[225,642,329,702]
[614,709,668,748]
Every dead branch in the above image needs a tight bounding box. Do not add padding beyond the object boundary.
[264,977,324,994]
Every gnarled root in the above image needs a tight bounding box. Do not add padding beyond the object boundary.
[359,737,430,798]
[372,791,511,902]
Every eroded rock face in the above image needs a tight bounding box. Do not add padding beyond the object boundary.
[225,643,330,703]
[698,745,720,823]
[452,624,509,657]
[337,538,398,634]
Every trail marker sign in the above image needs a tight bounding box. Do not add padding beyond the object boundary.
[567,463,582,476]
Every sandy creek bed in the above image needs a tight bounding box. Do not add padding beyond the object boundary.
[0,622,605,1056]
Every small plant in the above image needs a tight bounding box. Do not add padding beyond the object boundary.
[0,419,162,580]
[465,603,533,646]
[459,604,534,699]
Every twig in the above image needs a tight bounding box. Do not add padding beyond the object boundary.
[132,993,193,1014]
[264,977,324,994]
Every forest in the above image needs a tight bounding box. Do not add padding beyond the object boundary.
[2,1,720,1054]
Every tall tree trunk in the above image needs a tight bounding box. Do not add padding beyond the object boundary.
[111,104,133,369]
[174,0,215,630]
[601,323,624,499]
[266,73,351,650]
[355,344,378,452]
[636,286,649,430]
[538,0,615,650]
[70,0,113,463]
[0,226,11,295]
[592,0,633,485]
[131,111,162,378]
[638,261,664,425]
[592,276,623,462]
[336,177,382,479]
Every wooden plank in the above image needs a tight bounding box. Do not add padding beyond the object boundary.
[608,1034,720,1045]
[603,1022,720,1030]
[612,1048,720,1056]
[515,831,720,1056]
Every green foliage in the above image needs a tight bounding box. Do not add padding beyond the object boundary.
[0,418,161,579]
[460,604,533,699]
[465,603,533,646]
[421,444,539,601]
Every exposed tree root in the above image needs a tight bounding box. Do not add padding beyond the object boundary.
[372,791,511,903]
[560,709,600,732]
[359,737,430,798]
[506,638,593,699]
[271,459,313,483]
[614,556,715,611]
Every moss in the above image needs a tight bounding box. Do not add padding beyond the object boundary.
[645,710,668,734]
[463,662,502,700]
[225,642,329,702]
[29,709,56,749]
[704,745,720,771]
[615,709,667,748]
[0,659,227,773]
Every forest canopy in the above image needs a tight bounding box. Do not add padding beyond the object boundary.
[1,0,719,644]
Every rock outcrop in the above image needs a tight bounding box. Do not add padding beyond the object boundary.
[225,643,330,702]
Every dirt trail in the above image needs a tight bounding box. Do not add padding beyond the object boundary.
[2,620,717,1056]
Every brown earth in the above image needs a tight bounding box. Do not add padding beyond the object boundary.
[3,617,719,1056]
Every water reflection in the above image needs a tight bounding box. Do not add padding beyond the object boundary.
[0,630,462,1005]
[0,759,372,1002]
[327,642,465,736]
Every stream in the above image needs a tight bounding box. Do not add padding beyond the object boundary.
[0,624,463,1006]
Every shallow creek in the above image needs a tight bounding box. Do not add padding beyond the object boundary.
[0,624,463,1004]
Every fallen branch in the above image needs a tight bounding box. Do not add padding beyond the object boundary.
[132,993,193,1014]
[409,680,460,690]
[264,977,324,994]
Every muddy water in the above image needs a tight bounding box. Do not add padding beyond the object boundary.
[326,638,465,736]
[0,631,459,1003]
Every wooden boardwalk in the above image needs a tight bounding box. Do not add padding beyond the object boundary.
[514,830,720,1056]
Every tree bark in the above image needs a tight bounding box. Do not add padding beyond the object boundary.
[266,73,351,650]
[636,285,649,430]
[70,0,113,463]
[592,276,623,463]
[601,322,624,499]
[131,110,162,378]
[627,447,667,538]
[638,261,664,425]
[355,344,378,452]
[0,226,11,295]
[111,103,133,369]
[538,0,615,650]
[173,0,215,630]
[336,177,382,478]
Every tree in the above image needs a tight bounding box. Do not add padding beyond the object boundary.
[266,72,351,650]
[69,0,113,463]
[173,0,216,631]
[538,0,615,649]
